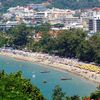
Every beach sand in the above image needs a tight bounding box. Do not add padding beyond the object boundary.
[0,49,100,84]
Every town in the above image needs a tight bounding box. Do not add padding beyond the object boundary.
[0,1,100,100]
[0,3,100,34]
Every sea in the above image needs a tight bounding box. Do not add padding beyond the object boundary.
[0,55,97,100]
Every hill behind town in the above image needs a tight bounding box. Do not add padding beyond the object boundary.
[0,0,100,12]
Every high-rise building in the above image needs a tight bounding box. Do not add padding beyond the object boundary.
[88,8,100,33]
[89,17,100,33]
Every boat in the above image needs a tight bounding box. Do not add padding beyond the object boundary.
[42,80,47,83]
[40,71,50,73]
[60,77,72,80]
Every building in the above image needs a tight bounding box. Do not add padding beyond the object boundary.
[89,17,100,33]
[0,21,20,31]
[88,8,100,33]
[45,8,75,24]
[81,8,100,33]
[1,5,84,30]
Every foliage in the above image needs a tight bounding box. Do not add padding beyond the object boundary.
[34,23,51,33]
[0,70,45,100]
[29,28,100,65]
[51,0,100,9]
[0,0,46,12]
[0,32,12,47]
[0,0,100,12]
[89,33,100,64]
[0,70,100,100]
[90,85,100,100]
[70,95,80,100]
[54,29,86,58]
[52,85,100,100]
[52,85,65,100]
[0,24,100,65]
[7,24,33,49]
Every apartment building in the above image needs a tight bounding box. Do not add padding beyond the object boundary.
[88,8,100,33]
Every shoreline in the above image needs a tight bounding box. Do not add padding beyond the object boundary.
[0,49,100,84]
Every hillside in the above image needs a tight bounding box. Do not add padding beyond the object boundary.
[51,0,100,9]
[0,0,47,12]
[0,0,100,12]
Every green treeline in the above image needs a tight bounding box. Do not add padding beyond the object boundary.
[0,71,100,100]
[0,23,100,64]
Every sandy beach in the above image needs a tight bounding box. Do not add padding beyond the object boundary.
[0,48,100,83]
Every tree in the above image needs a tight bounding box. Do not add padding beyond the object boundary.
[0,71,46,100]
[71,95,80,100]
[97,85,100,91]
[89,33,100,64]
[0,32,12,47]
[34,23,51,33]
[52,85,65,100]
[66,96,71,100]
[76,40,95,62]
[8,24,30,49]
[90,85,100,100]
[54,29,86,58]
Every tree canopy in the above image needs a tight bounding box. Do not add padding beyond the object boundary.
[0,70,46,100]
[0,24,100,65]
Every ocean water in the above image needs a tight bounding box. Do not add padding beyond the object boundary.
[0,55,97,100]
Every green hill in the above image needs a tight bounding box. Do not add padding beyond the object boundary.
[0,0,46,12]
[0,0,100,12]
[51,0,100,9]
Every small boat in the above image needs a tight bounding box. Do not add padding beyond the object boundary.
[42,80,47,83]
[40,71,50,73]
[60,77,72,80]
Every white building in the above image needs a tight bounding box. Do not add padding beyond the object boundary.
[4,6,35,23]
[45,8,75,24]
[88,8,100,33]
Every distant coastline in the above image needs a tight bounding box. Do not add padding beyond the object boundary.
[0,48,100,84]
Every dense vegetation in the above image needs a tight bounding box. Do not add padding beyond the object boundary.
[0,71,100,100]
[0,23,100,65]
[52,85,100,100]
[0,0,46,12]
[0,0,100,12]
[0,70,45,100]
[51,0,100,9]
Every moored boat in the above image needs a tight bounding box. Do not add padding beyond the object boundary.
[60,77,72,80]
[42,80,47,83]
[40,71,50,73]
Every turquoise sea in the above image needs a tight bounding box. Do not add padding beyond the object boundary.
[0,55,97,100]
